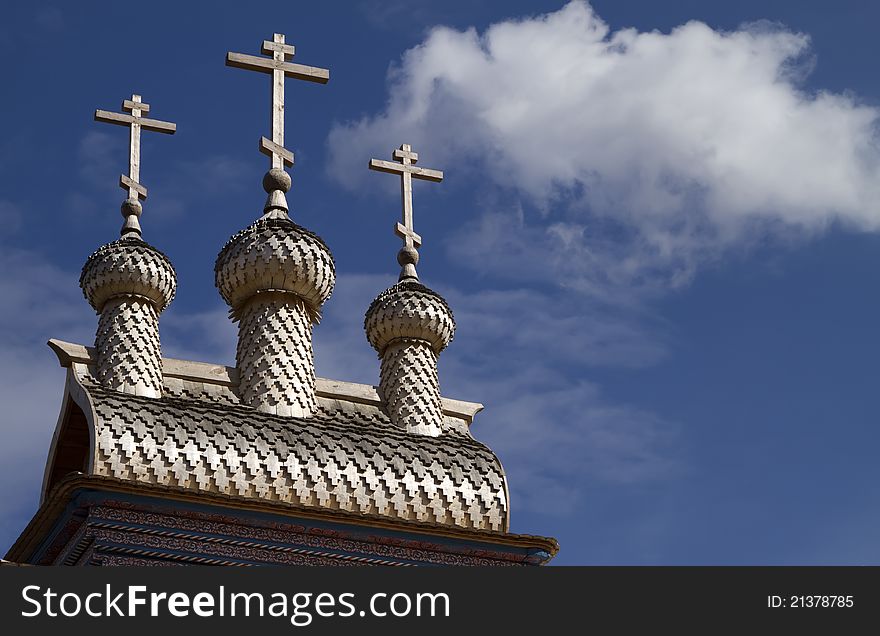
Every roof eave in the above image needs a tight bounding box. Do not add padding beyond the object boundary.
[6,474,559,564]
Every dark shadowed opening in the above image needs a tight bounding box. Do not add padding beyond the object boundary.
[45,398,90,496]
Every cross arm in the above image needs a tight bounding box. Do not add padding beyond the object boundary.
[94,110,177,134]
[262,39,294,58]
[123,99,149,113]
[225,52,330,83]
[396,222,422,246]
[260,136,294,167]
[119,175,147,199]
[369,158,444,182]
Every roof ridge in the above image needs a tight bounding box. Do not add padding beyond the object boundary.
[49,338,483,424]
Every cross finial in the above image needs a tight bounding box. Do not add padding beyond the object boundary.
[369,144,444,281]
[226,33,329,218]
[94,94,176,237]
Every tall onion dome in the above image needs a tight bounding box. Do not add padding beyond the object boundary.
[364,142,454,436]
[81,93,177,398]
[364,252,455,436]
[215,168,335,417]
[80,201,177,398]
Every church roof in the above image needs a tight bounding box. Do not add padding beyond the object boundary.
[44,339,508,533]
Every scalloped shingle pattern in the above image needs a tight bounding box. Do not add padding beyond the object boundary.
[80,236,177,313]
[94,297,163,398]
[365,280,455,354]
[236,293,317,417]
[214,217,335,314]
[379,338,444,435]
[81,374,508,532]
[80,236,176,398]
[365,280,456,435]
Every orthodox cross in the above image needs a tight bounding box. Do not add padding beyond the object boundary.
[369,144,444,255]
[94,94,176,203]
[226,33,329,171]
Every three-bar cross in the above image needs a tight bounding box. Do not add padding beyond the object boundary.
[226,33,329,171]
[94,94,176,203]
[369,144,443,255]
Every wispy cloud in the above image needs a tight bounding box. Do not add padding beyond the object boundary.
[0,241,679,553]
[77,130,121,191]
[355,0,488,34]
[438,283,679,515]
[70,128,251,228]
[148,155,252,224]
[313,273,681,515]
[161,304,237,365]
[0,200,23,236]
[0,245,96,551]
[470,375,679,515]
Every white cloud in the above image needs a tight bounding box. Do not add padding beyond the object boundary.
[328,0,880,296]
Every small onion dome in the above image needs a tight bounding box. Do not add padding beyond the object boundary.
[214,217,335,320]
[80,235,177,313]
[365,279,456,355]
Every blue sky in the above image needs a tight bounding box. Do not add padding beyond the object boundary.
[2,0,880,564]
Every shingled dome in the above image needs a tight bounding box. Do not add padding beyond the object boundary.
[365,279,455,354]
[215,217,335,318]
[80,236,177,313]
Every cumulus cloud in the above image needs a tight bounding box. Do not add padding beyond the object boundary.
[329,0,880,295]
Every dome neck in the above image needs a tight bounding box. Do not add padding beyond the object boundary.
[261,168,291,220]
[398,263,419,282]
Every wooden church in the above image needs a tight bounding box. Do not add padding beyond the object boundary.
[3,34,557,566]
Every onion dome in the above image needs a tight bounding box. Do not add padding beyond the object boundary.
[214,216,335,320]
[365,279,455,355]
[80,235,177,313]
